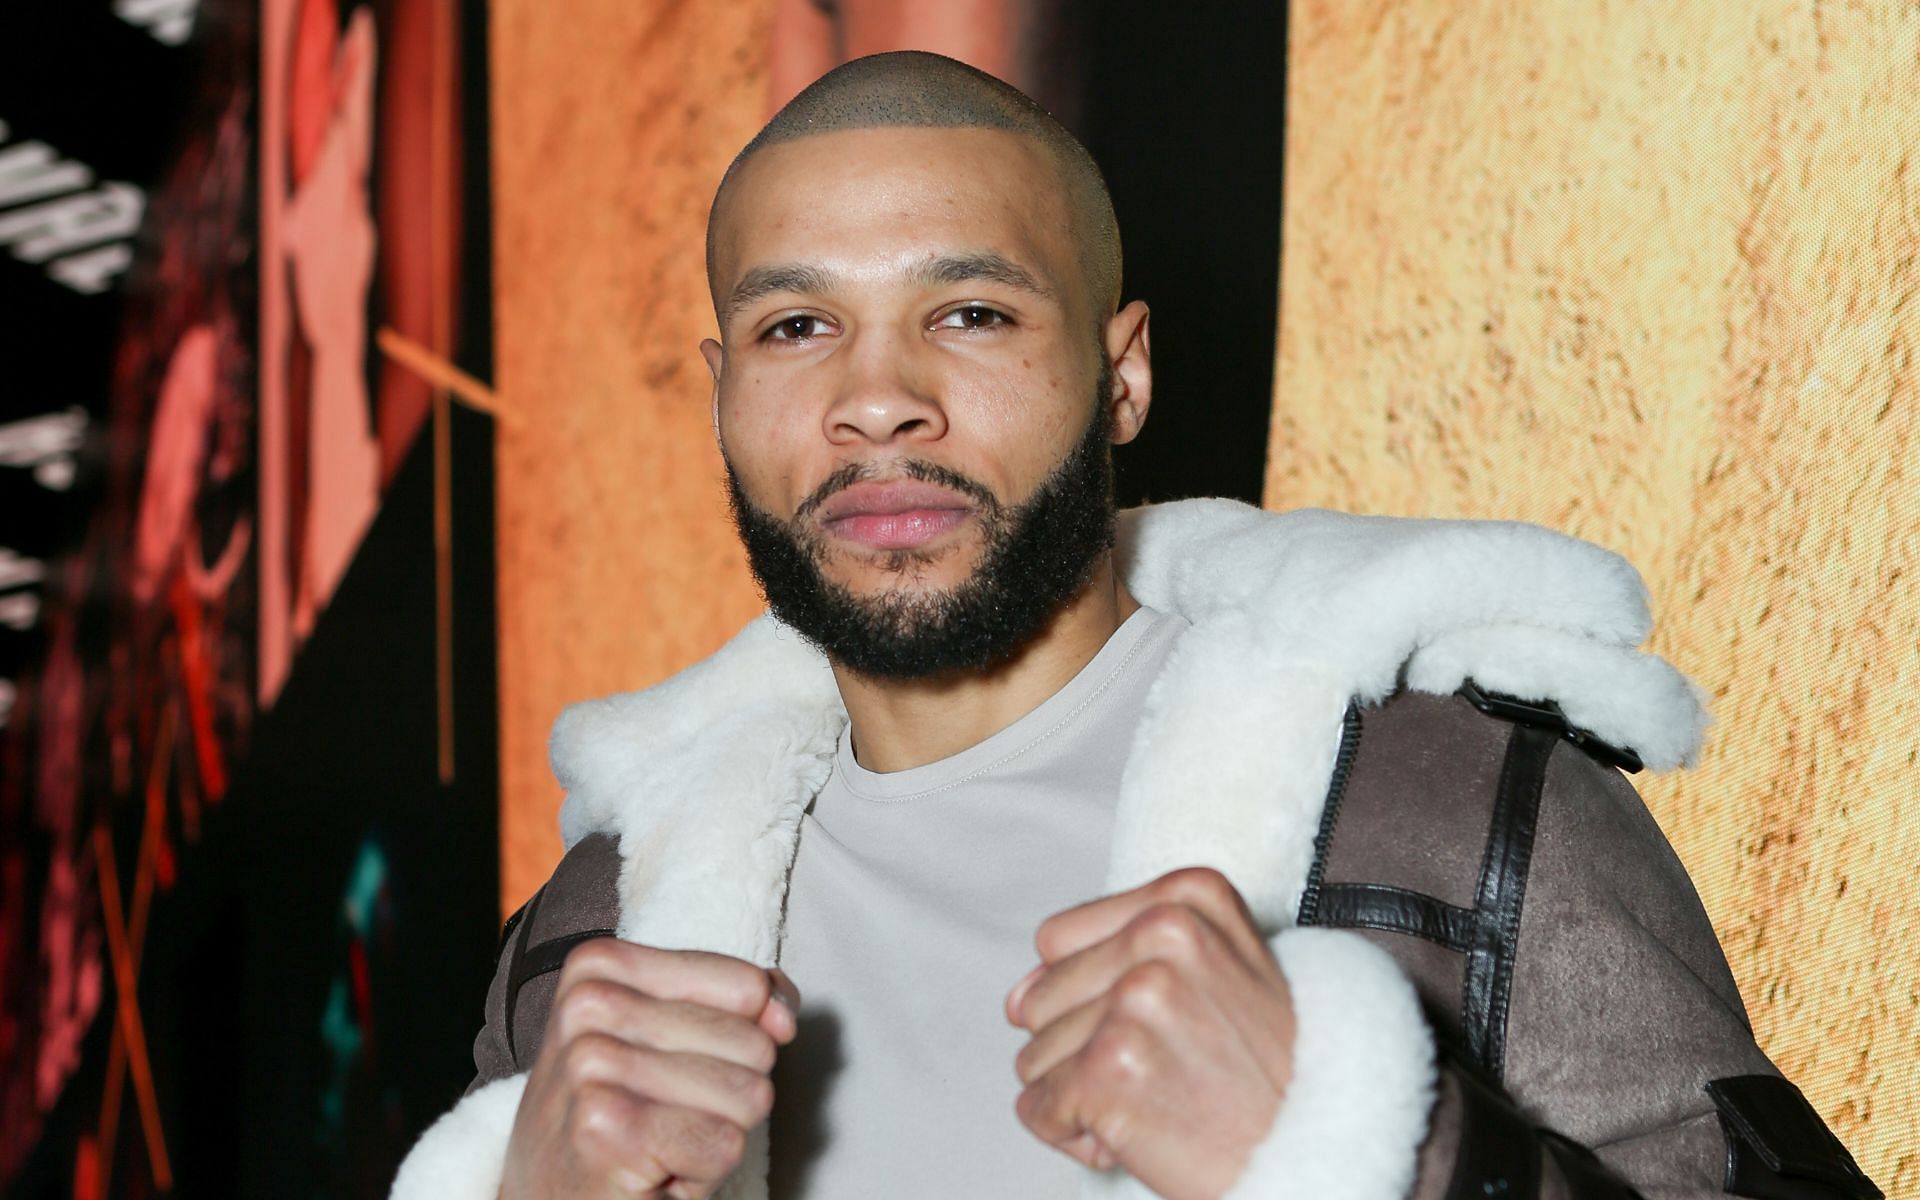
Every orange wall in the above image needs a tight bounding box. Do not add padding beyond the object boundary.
[489,0,776,914]
[1270,2,1918,1188]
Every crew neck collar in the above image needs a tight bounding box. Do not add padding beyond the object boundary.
[833,605,1173,802]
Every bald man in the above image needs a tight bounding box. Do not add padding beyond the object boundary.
[393,53,1878,1200]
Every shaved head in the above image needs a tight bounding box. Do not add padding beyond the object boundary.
[706,50,1123,320]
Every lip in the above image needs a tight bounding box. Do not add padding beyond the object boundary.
[816,481,977,551]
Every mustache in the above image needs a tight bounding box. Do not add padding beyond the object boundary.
[793,458,1001,522]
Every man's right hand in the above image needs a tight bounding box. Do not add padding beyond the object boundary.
[501,938,797,1200]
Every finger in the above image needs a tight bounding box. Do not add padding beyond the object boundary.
[572,1084,749,1194]
[756,968,801,1043]
[767,967,801,1011]
[551,979,780,1072]
[1062,1132,1116,1171]
[1035,868,1271,969]
[1014,902,1232,1031]
[1031,884,1161,968]
[1014,992,1106,1085]
[560,938,777,1022]
[559,1033,776,1131]
[1014,1017,1162,1159]
[1004,962,1046,1026]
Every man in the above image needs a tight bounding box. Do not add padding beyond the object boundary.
[394,52,1879,1200]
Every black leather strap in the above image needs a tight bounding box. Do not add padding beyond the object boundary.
[1316,882,1476,951]
[1461,723,1554,1080]
[1444,1066,1542,1200]
[518,928,618,985]
[1444,1057,1651,1200]
[1707,1075,1883,1199]
[497,897,532,960]
[1458,680,1644,773]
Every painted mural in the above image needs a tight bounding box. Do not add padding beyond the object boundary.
[0,2,494,1195]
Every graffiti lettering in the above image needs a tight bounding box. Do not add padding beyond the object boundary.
[0,546,44,592]
[0,120,145,295]
[0,591,38,632]
[0,140,93,208]
[114,0,200,48]
[0,408,88,492]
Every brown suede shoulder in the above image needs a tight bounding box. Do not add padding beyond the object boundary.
[467,831,623,1092]
[1305,687,1800,1198]
[1306,689,1509,1034]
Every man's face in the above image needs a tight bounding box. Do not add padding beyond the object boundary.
[704,126,1147,675]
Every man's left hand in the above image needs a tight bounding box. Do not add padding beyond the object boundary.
[1006,867,1297,1200]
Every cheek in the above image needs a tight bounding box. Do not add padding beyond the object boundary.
[967,367,1084,477]
[718,377,827,512]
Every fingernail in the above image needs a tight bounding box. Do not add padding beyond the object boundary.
[1006,963,1045,1025]
[769,968,801,1010]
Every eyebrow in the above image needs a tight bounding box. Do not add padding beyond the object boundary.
[723,263,835,325]
[905,251,1053,300]
[722,251,1055,326]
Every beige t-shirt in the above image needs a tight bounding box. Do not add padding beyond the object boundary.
[769,606,1186,1198]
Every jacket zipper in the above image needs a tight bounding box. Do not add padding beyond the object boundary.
[1295,701,1363,926]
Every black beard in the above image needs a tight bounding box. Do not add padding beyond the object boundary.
[726,392,1117,680]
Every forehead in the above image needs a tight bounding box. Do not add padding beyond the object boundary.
[710,126,1077,300]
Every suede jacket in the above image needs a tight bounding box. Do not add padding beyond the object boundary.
[391,499,1880,1200]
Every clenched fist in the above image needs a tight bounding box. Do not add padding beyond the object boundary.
[1007,867,1298,1200]
[501,938,798,1200]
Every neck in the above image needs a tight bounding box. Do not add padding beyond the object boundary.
[830,555,1141,773]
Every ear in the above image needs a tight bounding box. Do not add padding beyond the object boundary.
[1102,300,1152,446]
[700,337,724,441]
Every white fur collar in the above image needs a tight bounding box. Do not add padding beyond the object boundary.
[550,498,1707,961]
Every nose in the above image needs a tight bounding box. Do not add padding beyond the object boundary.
[822,331,947,446]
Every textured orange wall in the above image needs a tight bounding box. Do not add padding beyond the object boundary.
[1271,2,1917,1188]
[490,0,776,914]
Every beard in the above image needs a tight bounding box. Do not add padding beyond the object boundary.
[726,381,1118,680]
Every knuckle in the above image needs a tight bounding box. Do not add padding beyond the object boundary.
[558,936,625,979]
[1014,1078,1061,1138]
[1013,1081,1043,1129]
[1034,911,1070,959]
[688,952,771,1015]
[567,1080,634,1141]
[739,1024,778,1073]
[1162,865,1234,905]
[553,978,621,1039]
[1129,903,1206,960]
[1113,959,1181,1017]
[741,1073,776,1124]
[726,964,773,1013]
[559,1031,621,1084]
[1014,1041,1040,1085]
[1086,1019,1153,1086]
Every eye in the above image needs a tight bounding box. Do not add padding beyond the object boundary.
[933,304,1012,331]
[761,314,834,343]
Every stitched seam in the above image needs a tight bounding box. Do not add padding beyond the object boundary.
[1296,702,1364,925]
[1488,734,1548,1077]
[1461,725,1552,1081]
[1316,882,1475,950]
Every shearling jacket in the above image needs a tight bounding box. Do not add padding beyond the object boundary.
[392,500,1880,1200]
